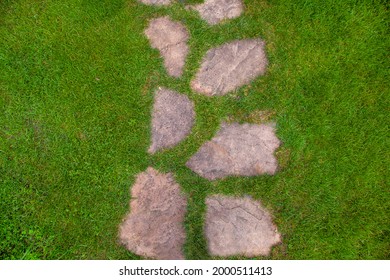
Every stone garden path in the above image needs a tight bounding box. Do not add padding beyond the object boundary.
[119,0,283,259]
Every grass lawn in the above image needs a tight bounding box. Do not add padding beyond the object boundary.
[0,0,389,259]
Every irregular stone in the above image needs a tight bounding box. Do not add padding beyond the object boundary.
[205,195,281,257]
[189,0,243,25]
[119,167,187,260]
[139,0,173,5]
[149,87,195,154]
[191,39,268,96]
[145,16,189,78]
[186,122,280,180]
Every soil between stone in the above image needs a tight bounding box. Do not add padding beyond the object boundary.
[189,0,243,25]
[205,195,281,257]
[145,16,189,78]
[186,122,281,180]
[149,87,195,154]
[119,167,187,260]
[191,39,268,96]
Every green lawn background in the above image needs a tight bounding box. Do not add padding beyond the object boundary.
[0,0,389,259]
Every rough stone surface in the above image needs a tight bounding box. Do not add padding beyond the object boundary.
[190,0,243,25]
[145,16,189,78]
[139,0,173,6]
[186,122,280,180]
[191,39,268,96]
[119,167,187,260]
[149,87,195,154]
[205,195,281,257]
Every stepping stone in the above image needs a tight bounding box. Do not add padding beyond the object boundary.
[186,122,280,180]
[145,16,190,78]
[205,195,281,257]
[189,0,243,25]
[149,87,195,154]
[119,167,187,260]
[139,0,173,5]
[191,39,268,96]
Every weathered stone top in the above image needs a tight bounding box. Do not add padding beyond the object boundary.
[119,167,187,260]
[149,87,195,154]
[186,122,281,180]
[205,195,281,257]
[191,39,268,96]
[189,0,244,25]
[145,16,190,78]
[139,0,173,6]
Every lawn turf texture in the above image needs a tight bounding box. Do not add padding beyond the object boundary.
[0,0,389,259]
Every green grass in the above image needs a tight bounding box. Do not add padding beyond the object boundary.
[0,0,388,259]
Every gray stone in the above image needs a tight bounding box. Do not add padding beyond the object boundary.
[149,87,195,154]
[205,195,281,257]
[139,0,173,5]
[190,0,243,25]
[145,16,189,78]
[119,167,187,260]
[186,122,280,180]
[191,39,268,96]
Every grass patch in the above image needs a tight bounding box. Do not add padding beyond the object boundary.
[0,0,389,259]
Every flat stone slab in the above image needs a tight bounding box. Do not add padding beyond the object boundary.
[145,16,189,78]
[139,0,173,5]
[149,87,195,154]
[186,122,280,180]
[205,195,281,257]
[191,39,268,96]
[190,0,243,25]
[119,167,187,260]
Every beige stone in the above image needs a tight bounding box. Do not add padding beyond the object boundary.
[190,0,243,25]
[186,122,281,180]
[119,167,187,259]
[205,195,281,257]
[145,16,189,78]
[149,87,195,154]
[191,39,268,96]
[139,0,173,6]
